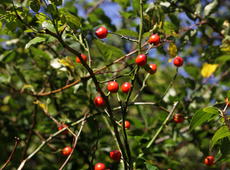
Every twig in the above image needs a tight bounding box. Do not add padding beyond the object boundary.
[146,101,179,148]
[0,137,20,170]
[86,0,105,15]
[110,32,138,42]
[59,114,87,170]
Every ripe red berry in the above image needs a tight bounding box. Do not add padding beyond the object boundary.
[148,34,160,45]
[107,81,119,93]
[204,155,215,166]
[225,98,230,106]
[148,64,157,74]
[94,96,105,107]
[173,56,184,67]
[62,146,72,156]
[95,26,108,39]
[94,163,106,170]
[121,82,131,93]
[135,54,147,66]
[109,150,121,161]
[173,114,184,123]
[76,54,87,63]
[124,120,131,129]
[58,124,68,135]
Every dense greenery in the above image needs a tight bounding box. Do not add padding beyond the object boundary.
[0,0,230,169]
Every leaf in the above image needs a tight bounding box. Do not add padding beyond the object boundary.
[216,54,230,63]
[168,43,177,58]
[94,39,124,59]
[58,57,75,70]
[115,29,138,38]
[190,107,219,130]
[145,162,159,170]
[50,0,62,6]
[60,10,81,29]
[204,0,218,17]
[25,37,46,49]
[30,0,40,13]
[34,100,48,113]
[201,63,218,78]
[210,126,230,149]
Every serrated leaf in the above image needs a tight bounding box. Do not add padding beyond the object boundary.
[30,0,40,13]
[25,37,46,49]
[201,63,218,78]
[115,29,138,38]
[210,126,230,149]
[204,0,218,17]
[168,43,177,58]
[60,10,81,29]
[190,107,219,130]
[94,39,124,59]
[145,162,159,170]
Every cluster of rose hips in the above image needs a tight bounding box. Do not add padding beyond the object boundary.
[60,26,186,168]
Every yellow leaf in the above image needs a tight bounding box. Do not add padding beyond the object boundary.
[58,57,74,70]
[168,43,177,58]
[34,100,48,113]
[201,63,219,78]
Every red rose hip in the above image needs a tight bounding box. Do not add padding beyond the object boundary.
[173,114,184,123]
[62,146,72,156]
[95,26,108,39]
[204,155,215,166]
[110,150,121,161]
[94,96,105,107]
[76,54,87,63]
[121,82,131,93]
[135,54,147,66]
[107,81,119,93]
[148,34,160,45]
[148,64,157,74]
[94,163,106,170]
[58,124,68,135]
[173,56,184,67]
[124,120,131,129]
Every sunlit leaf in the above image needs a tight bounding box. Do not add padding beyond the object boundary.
[201,63,218,78]
[210,126,230,149]
[204,0,218,17]
[25,37,46,49]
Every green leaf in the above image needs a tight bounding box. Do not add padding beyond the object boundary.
[227,91,230,99]
[210,126,230,149]
[30,0,40,13]
[60,10,81,29]
[204,0,218,17]
[115,29,138,38]
[216,54,230,63]
[145,162,159,170]
[190,107,219,130]
[94,39,124,59]
[25,37,46,49]
[50,0,62,6]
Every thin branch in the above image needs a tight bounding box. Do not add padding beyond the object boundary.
[0,137,20,170]
[146,101,179,148]
[59,114,87,170]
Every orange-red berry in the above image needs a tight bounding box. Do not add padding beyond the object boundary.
[94,96,105,107]
[204,155,215,166]
[109,150,121,161]
[95,26,108,39]
[107,81,119,93]
[121,82,131,93]
[76,54,87,63]
[135,54,147,66]
[94,163,106,170]
[58,124,68,135]
[173,114,184,123]
[124,120,131,129]
[148,64,157,74]
[148,34,160,45]
[173,56,184,67]
[62,146,72,156]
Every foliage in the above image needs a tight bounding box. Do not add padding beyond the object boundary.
[0,0,230,170]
